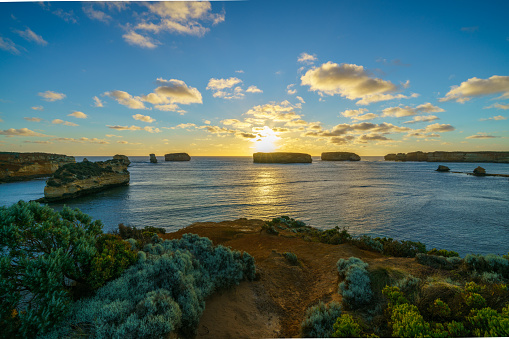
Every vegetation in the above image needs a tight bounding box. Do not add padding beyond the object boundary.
[301,301,342,338]
[337,257,373,309]
[113,223,166,249]
[332,314,362,337]
[283,252,299,265]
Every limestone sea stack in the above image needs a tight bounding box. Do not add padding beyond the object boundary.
[384,151,509,163]
[436,165,450,172]
[253,152,312,163]
[0,152,75,183]
[150,154,157,163]
[165,153,191,161]
[43,155,130,202]
[321,152,360,161]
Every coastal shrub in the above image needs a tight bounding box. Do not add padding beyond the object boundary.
[350,235,384,253]
[427,248,459,258]
[428,298,452,320]
[319,226,351,245]
[394,275,421,303]
[416,253,462,270]
[301,301,342,338]
[390,303,432,337]
[114,223,165,248]
[44,234,256,338]
[261,222,279,235]
[337,257,368,278]
[332,314,362,337]
[337,257,372,309]
[376,237,426,258]
[464,253,509,278]
[283,252,299,265]
[467,305,509,336]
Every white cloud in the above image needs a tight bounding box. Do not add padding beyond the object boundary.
[355,92,419,105]
[105,90,146,109]
[245,102,301,123]
[24,117,42,122]
[352,113,378,121]
[39,91,66,102]
[52,119,78,126]
[68,111,88,119]
[424,123,455,132]
[93,96,104,107]
[123,31,159,48]
[221,119,251,129]
[246,85,262,93]
[24,140,53,144]
[485,103,509,110]
[153,78,203,104]
[0,128,48,137]
[203,120,211,124]
[82,4,112,22]
[341,108,368,118]
[440,75,509,103]
[207,77,242,90]
[107,125,161,133]
[133,114,155,123]
[466,133,501,139]
[479,115,507,121]
[296,96,305,104]
[172,123,197,129]
[404,115,439,124]
[31,106,44,111]
[106,134,123,138]
[235,70,244,74]
[298,52,317,64]
[14,27,48,46]
[287,84,297,95]
[382,103,444,117]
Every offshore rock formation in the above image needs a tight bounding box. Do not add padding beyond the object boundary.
[42,155,130,202]
[321,152,360,161]
[473,166,486,176]
[436,165,450,172]
[0,152,75,183]
[253,152,312,163]
[384,151,509,163]
[165,153,191,161]
[149,154,157,163]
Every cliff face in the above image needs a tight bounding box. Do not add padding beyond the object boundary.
[384,151,509,163]
[0,152,75,183]
[321,152,361,161]
[253,152,312,163]
[165,153,191,161]
[43,155,130,201]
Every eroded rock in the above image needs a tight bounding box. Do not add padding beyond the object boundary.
[0,152,75,183]
[321,152,360,161]
[165,153,191,161]
[253,152,312,163]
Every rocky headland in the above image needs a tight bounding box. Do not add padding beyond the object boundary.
[41,155,130,202]
[0,152,75,183]
[385,151,509,163]
[149,154,157,163]
[253,152,312,163]
[165,153,191,161]
[321,152,361,161]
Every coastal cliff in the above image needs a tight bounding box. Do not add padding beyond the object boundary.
[253,152,312,163]
[0,152,75,183]
[385,151,509,163]
[43,155,130,202]
[165,153,191,161]
[321,152,360,161]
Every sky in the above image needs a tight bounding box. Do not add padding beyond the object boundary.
[0,0,508,156]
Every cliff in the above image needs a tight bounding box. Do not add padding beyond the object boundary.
[165,153,191,161]
[253,152,312,163]
[0,152,75,183]
[42,155,130,202]
[384,151,509,163]
[321,152,361,161]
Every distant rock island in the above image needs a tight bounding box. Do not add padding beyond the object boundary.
[385,151,509,163]
[253,152,312,163]
[41,155,130,202]
[321,152,360,161]
[165,153,191,161]
[0,152,75,183]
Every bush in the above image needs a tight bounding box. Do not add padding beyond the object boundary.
[428,298,452,320]
[114,224,165,248]
[283,252,299,265]
[467,306,509,336]
[337,257,372,309]
[464,254,509,278]
[427,248,459,257]
[301,301,342,338]
[332,314,362,337]
[350,235,383,253]
[376,237,426,258]
[337,257,368,278]
[44,234,256,338]
[416,253,462,270]
[390,303,431,337]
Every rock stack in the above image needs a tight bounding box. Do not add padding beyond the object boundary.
[165,153,191,161]
[253,152,312,163]
[321,152,360,161]
[150,154,157,163]
[0,152,75,183]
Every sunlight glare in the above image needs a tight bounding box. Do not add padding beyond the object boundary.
[252,126,280,152]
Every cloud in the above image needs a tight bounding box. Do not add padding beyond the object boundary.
[154,104,186,115]
[24,117,42,122]
[245,102,301,123]
[78,137,109,144]
[123,31,159,48]
[171,123,197,129]
[479,115,507,121]
[329,136,356,145]
[153,78,203,104]
[246,85,262,93]
[440,75,509,103]
[132,114,155,123]
[41,3,78,24]
[68,111,88,119]
[52,119,78,126]
[0,128,48,137]
[106,134,123,138]
[404,115,439,124]
[105,90,146,109]
[221,119,251,129]
[31,106,44,111]
[485,103,509,110]
[298,52,317,64]
[287,84,297,95]
[0,36,21,55]
[93,96,104,107]
[352,113,378,121]
[466,133,501,139]
[296,96,305,104]
[358,134,392,142]
[38,90,66,102]
[355,92,419,105]
[461,26,479,32]
[382,103,444,117]
[207,77,242,90]
[305,122,411,138]
[24,140,53,144]
[107,125,161,133]
[82,4,112,22]
[341,108,368,118]
[203,120,211,124]
[14,27,48,46]
[117,140,141,145]
[424,123,455,132]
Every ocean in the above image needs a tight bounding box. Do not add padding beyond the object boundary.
[1,156,508,257]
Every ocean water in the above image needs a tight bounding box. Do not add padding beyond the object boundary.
[1,156,508,257]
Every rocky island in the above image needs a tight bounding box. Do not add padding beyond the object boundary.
[253,152,312,163]
[385,151,509,163]
[165,153,191,161]
[41,155,130,202]
[0,152,75,183]
[321,152,361,161]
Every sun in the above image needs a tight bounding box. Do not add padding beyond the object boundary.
[252,126,280,152]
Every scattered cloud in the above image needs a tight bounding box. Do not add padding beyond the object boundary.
[82,4,112,23]
[52,119,78,126]
[245,102,302,123]
[356,92,419,105]
[206,77,246,99]
[382,103,444,117]
[123,31,159,48]
[31,106,44,111]
[23,140,53,144]
[106,134,123,138]
[287,84,297,95]
[107,125,161,133]
[207,77,242,90]
[14,27,48,46]
[298,52,317,64]
[0,36,21,55]
[105,90,146,109]
[151,78,202,104]
[38,90,66,102]
[440,75,509,103]
[132,114,155,123]
[296,96,305,104]
[461,26,479,32]
[93,96,104,107]
[404,115,439,124]
[221,119,251,129]
[479,115,507,121]
[424,123,455,132]
[485,103,509,110]
[68,111,88,119]
[117,140,141,145]
[235,70,244,74]
[246,85,262,93]
[203,120,211,124]
[0,128,48,137]
[466,133,501,139]
[24,117,42,122]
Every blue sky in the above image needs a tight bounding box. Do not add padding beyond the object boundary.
[0,0,508,156]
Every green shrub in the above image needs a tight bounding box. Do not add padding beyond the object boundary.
[301,301,342,338]
[427,248,459,257]
[465,254,509,278]
[428,298,452,320]
[337,257,368,278]
[445,320,469,337]
[337,257,372,309]
[467,306,509,336]
[376,237,426,258]
[382,286,409,306]
[114,223,164,248]
[283,252,299,265]
[416,253,462,270]
[390,303,431,337]
[332,314,362,337]
[350,235,383,253]
[394,275,421,303]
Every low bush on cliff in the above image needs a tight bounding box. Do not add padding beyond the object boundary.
[301,301,342,338]
[44,234,256,338]
[47,161,108,186]
[337,257,373,309]
[464,253,509,279]
[416,253,463,270]
[427,248,459,257]
[114,223,166,249]
[0,201,137,337]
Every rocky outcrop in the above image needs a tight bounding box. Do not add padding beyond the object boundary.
[473,166,486,176]
[165,153,191,161]
[321,152,360,161]
[436,165,450,172]
[384,151,509,163]
[0,152,75,183]
[253,152,312,163]
[150,154,157,163]
[42,155,130,202]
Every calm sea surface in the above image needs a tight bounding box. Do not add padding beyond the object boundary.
[1,156,508,257]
